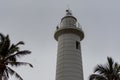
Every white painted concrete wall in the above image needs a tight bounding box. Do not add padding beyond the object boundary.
[56,33,84,80]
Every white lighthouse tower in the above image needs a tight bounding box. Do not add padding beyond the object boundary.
[54,9,84,80]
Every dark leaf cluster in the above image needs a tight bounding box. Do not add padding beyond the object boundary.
[89,57,120,80]
[0,33,33,80]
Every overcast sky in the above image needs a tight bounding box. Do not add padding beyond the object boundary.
[0,0,120,80]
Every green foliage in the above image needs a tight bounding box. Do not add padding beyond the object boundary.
[0,33,33,80]
[89,57,120,80]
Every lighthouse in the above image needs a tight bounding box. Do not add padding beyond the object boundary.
[54,9,84,80]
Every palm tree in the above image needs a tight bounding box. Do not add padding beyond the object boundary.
[89,57,120,80]
[0,33,33,80]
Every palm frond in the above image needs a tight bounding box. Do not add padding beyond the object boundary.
[7,56,17,62]
[94,65,107,74]
[4,35,10,50]
[15,50,31,58]
[0,34,10,57]
[0,33,5,43]
[4,69,9,78]
[8,41,24,55]
[7,67,23,80]
[3,76,8,80]
[114,63,119,72]
[89,74,107,80]
[8,44,19,54]
[0,33,32,80]
[2,69,9,80]
[90,57,120,80]
[107,57,114,72]
[6,62,33,68]
[15,41,24,46]
[5,50,31,61]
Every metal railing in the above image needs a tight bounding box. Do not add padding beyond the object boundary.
[56,22,82,30]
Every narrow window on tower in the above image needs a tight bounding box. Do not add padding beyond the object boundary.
[76,41,80,50]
